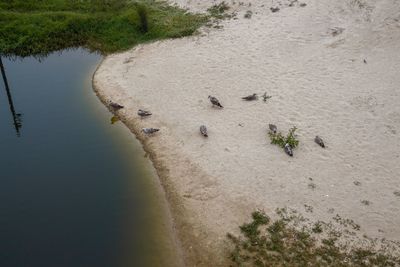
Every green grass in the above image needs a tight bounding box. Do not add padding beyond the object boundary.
[0,0,207,57]
[227,208,400,266]
[206,1,231,19]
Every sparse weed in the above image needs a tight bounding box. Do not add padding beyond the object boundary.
[227,209,400,266]
[268,126,299,148]
[244,10,252,19]
[350,0,367,9]
[207,1,231,19]
[308,182,317,190]
[361,200,371,206]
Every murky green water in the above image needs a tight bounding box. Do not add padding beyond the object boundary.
[0,49,179,267]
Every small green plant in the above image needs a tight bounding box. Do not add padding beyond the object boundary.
[268,126,299,148]
[351,0,367,9]
[308,182,316,190]
[244,10,252,19]
[227,209,400,266]
[312,221,323,233]
[207,1,230,19]
[361,200,371,206]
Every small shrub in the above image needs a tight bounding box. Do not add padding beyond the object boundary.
[207,1,230,19]
[244,10,252,19]
[361,200,371,206]
[252,211,270,224]
[268,126,299,148]
[312,221,323,233]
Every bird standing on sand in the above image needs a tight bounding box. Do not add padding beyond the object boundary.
[284,143,293,157]
[142,128,159,135]
[270,7,280,12]
[269,124,277,134]
[200,125,208,137]
[208,95,223,108]
[109,101,124,110]
[138,109,152,118]
[314,136,325,148]
[242,93,258,101]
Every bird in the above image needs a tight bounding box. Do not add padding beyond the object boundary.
[142,128,159,135]
[138,109,152,118]
[270,7,280,12]
[242,93,258,101]
[109,101,124,110]
[284,143,293,157]
[208,95,223,108]
[269,124,277,134]
[200,125,208,137]
[363,59,367,64]
[314,136,325,148]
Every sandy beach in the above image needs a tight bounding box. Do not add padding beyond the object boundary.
[93,0,400,265]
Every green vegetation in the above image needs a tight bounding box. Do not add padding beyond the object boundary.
[0,0,207,57]
[207,1,231,19]
[227,208,400,266]
[268,126,299,149]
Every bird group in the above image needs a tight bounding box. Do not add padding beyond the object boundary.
[108,101,160,135]
[108,95,326,156]
[269,123,325,157]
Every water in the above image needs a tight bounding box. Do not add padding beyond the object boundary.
[0,49,179,267]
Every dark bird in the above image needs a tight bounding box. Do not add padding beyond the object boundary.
[284,143,293,157]
[269,124,277,134]
[200,125,208,137]
[109,101,124,110]
[138,109,152,118]
[142,128,159,135]
[242,93,258,101]
[270,7,280,12]
[363,59,367,64]
[314,136,325,148]
[208,95,223,108]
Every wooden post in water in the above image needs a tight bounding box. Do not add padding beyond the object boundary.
[0,56,22,136]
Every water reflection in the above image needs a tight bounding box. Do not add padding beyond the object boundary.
[0,50,179,267]
[0,56,22,136]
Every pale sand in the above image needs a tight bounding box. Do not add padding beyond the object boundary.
[93,0,400,265]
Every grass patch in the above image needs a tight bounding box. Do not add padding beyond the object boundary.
[0,0,207,57]
[268,126,299,148]
[227,208,400,266]
[207,1,231,19]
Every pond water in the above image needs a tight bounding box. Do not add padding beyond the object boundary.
[0,49,179,267]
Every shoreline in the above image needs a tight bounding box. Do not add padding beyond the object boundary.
[93,0,400,265]
[92,59,224,266]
